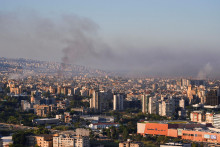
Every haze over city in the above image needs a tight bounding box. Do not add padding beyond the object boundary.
[1,0,220,78]
[2,1,220,147]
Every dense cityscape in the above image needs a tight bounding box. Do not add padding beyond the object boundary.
[1,1,220,147]
[0,58,220,146]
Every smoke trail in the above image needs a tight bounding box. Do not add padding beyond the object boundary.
[59,15,116,76]
[1,11,220,78]
[197,63,213,80]
[61,15,99,67]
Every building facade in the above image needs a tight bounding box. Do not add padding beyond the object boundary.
[53,134,89,147]
[142,94,150,113]
[137,121,220,144]
[113,94,124,111]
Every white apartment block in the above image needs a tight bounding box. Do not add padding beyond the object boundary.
[213,114,220,129]
[179,99,185,109]
[148,97,157,114]
[113,94,124,111]
[159,100,174,117]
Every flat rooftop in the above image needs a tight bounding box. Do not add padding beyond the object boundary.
[139,120,189,124]
[34,118,59,121]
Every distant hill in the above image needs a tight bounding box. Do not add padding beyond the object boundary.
[0,57,112,78]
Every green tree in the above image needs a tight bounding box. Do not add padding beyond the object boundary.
[7,116,18,124]
[122,128,129,140]
[12,131,26,146]
[110,126,118,139]
[106,128,111,139]
[135,134,143,141]
[89,131,95,140]
[34,127,49,135]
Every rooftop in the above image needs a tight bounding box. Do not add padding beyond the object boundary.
[34,118,59,121]
[138,120,188,124]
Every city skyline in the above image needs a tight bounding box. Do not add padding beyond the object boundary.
[1,1,220,78]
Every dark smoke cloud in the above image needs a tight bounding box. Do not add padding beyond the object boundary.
[0,11,220,78]
[61,15,106,65]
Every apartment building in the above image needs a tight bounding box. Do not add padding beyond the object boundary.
[53,134,89,147]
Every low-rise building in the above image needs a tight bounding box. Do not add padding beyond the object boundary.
[137,121,220,144]
[33,118,59,125]
[213,113,220,128]
[119,141,143,147]
[26,135,53,147]
[34,104,53,117]
[21,100,31,111]
[190,111,215,125]
[75,128,90,136]
[1,136,13,147]
[190,111,206,123]
[160,142,191,147]
[80,115,114,123]
[55,114,64,120]
[89,122,119,129]
[53,134,89,147]
[64,116,72,123]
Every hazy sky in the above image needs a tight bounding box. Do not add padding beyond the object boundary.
[1,1,220,78]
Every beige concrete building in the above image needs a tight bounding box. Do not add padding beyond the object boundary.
[190,111,205,123]
[34,105,53,117]
[75,128,90,136]
[53,134,89,147]
[26,135,53,147]
[90,90,99,111]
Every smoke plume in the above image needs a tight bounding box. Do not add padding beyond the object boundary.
[1,11,220,78]
[197,63,213,80]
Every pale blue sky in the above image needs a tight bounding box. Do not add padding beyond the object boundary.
[0,0,220,77]
[1,0,220,36]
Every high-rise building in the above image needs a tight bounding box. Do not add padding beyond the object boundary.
[142,94,150,113]
[179,99,185,109]
[90,90,99,111]
[152,84,158,92]
[181,79,190,87]
[113,94,124,111]
[159,99,174,117]
[148,97,158,114]
[49,86,56,94]
[90,90,109,112]
[206,88,220,106]
[187,85,193,103]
